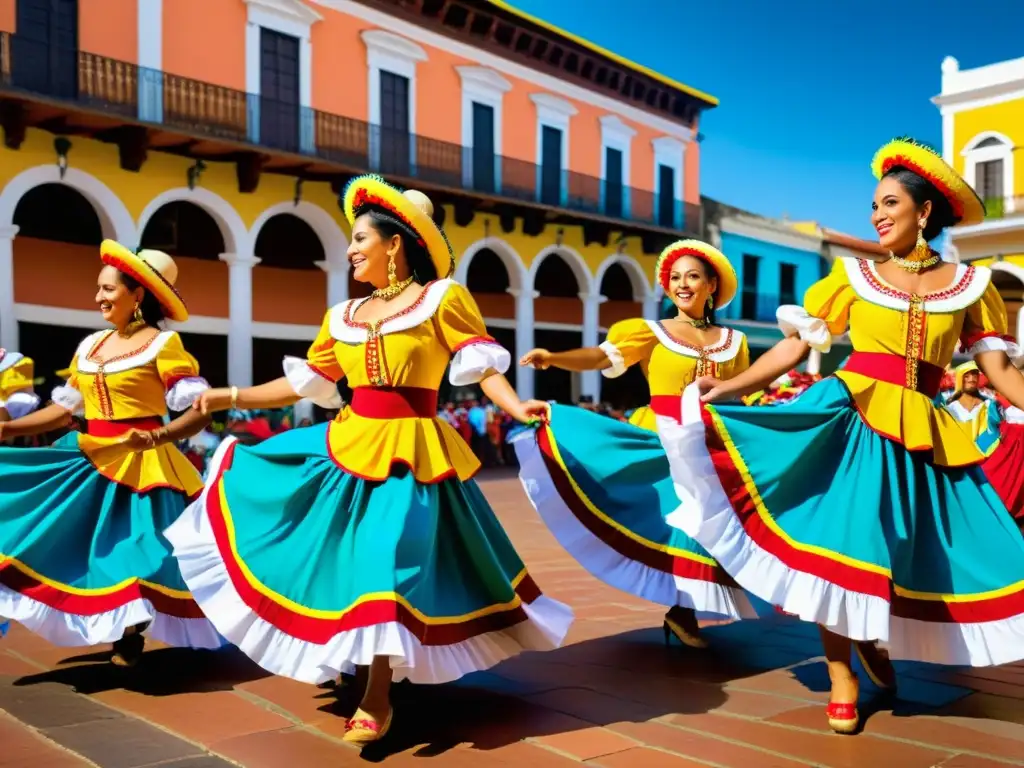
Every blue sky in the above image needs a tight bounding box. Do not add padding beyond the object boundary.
[505,0,1023,238]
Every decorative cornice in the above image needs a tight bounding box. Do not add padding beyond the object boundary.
[360,29,428,63]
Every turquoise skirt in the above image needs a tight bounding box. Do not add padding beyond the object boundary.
[514,405,755,619]
[0,433,221,648]
[659,377,1024,666]
[165,423,572,685]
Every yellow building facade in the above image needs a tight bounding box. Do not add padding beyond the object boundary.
[934,54,1024,337]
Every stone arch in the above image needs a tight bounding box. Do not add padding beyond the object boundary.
[249,200,349,266]
[455,237,527,291]
[137,187,248,255]
[990,261,1024,341]
[594,254,651,300]
[961,131,1014,154]
[529,244,593,295]
[0,165,136,243]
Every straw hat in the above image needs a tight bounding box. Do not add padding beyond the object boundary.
[872,138,985,228]
[655,240,738,309]
[100,240,188,322]
[341,174,454,279]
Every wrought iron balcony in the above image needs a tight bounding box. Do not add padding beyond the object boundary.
[0,32,701,234]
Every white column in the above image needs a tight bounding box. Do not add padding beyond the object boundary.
[0,225,18,352]
[806,349,822,375]
[642,291,659,320]
[316,256,349,308]
[220,252,261,387]
[137,0,163,122]
[509,288,538,400]
[580,291,605,401]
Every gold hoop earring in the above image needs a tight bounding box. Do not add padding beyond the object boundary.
[121,304,146,338]
[370,254,415,302]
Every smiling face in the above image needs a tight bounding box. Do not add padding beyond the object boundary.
[95,265,143,328]
[667,255,717,318]
[962,370,980,395]
[347,214,402,287]
[871,175,933,254]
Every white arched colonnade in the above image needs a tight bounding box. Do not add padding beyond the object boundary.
[0,166,350,386]
[458,237,658,400]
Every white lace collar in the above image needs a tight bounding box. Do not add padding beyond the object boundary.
[329,279,454,343]
[845,257,990,313]
[76,330,176,374]
[646,321,745,362]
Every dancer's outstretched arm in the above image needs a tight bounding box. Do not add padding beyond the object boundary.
[519,347,611,372]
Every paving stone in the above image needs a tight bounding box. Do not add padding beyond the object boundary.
[589,747,712,767]
[0,679,124,729]
[42,717,204,768]
[0,712,91,767]
[531,724,639,759]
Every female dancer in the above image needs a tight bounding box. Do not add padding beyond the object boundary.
[658,138,1024,733]
[0,242,220,665]
[166,175,572,745]
[0,352,41,421]
[516,241,756,648]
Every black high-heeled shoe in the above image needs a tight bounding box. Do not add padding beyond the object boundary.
[662,607,709,649]
[110,632,145,667]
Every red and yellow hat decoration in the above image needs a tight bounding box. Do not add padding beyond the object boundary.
[100,241,189,322]
[871,138,985,227]
[655,239,738,309]
[341,174,455,279]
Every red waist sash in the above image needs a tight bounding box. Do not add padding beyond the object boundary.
[350,387,439,419]
[86,417,163,437]
[842,352,944,399]
[649,395,682,422]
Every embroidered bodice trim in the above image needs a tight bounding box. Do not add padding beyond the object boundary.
[76,330,176,375]
[329,279,454,343]
[845,257,990,313]
[646,321,744,363]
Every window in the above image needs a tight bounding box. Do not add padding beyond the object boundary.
[604,147,624,218]
[740,254,760,320]
[379,70,410,176]
[540,125,563,205]
[779,263,797,307]
[962,131,1014,217]
[657,164,675,227]
[471,102,496,193]
[977,159,1004,214]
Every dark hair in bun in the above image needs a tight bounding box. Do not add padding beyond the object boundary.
[117,273,166,328]
[355,206,438,284]
[882,166,959,241]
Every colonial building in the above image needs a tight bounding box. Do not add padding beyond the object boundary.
[934,54,1024,338]
[0,0,715,404]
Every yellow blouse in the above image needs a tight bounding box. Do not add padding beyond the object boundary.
[600,318,750,431]
[785,257,1010,467]
[288,280,511,483]
[56,330,208,496]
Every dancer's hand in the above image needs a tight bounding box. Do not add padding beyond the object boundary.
[696,376,733,403]
[519,349,552,370]
[511,399,551,425]
[122,429,156,452]
[193,388,233,415]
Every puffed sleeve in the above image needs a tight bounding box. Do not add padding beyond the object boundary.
[961,277,1021,358]
[157,332,210,411]
[282,308,344,409]
[776,258,855,354]
[436,282,511,386]
[51,344,84,412]
[599,318,658,378]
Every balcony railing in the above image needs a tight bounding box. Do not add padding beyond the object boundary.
[984,196,1024,221]
[0,32,701,233]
